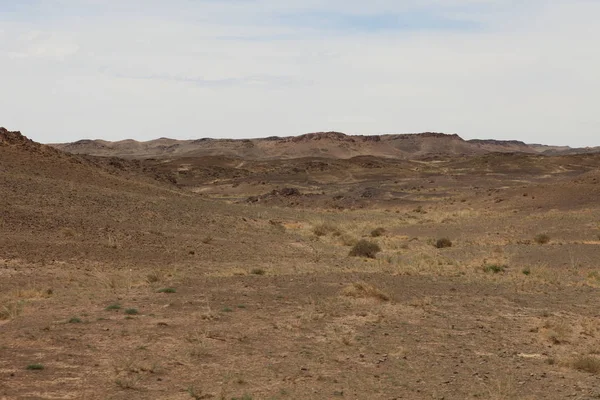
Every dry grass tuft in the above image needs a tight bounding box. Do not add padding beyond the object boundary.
[342,282,390,302]
[573,356,600,374]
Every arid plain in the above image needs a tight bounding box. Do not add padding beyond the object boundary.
[2,128,600,399]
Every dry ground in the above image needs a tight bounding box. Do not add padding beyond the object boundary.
[2,132,600,399]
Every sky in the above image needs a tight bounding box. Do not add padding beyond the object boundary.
[0,0,599,147]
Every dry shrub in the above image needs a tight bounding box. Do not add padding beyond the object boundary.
[339,234,358,247]
[573,356,600,374]
[313,223,341,237]
[370,227,386,237]
[342,282,390,302]
[534,234,551,245]
[435,238,452,249]
[349,240,381,258]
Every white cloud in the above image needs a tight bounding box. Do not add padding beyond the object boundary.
[0,0,598,146]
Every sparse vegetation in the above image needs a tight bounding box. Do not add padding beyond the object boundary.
[157,287,176,293]
[68,317,83,323]
[26,364,44,370]
[522,268,531,275]
[125,308,139,315]
[250,268,266,275]
[483,264,507,274]
[349,240,381,258]
[535,234,551,244]
[313,222,341,237]
[370,227,386,237]
[342,282,390,302]
[573,356,600,374]
[105,303,121,311]
[221,307,233,313]
[435,238,452,249]
[0,300,24,320]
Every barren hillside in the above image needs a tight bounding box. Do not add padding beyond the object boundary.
[51,131,596,160]
[3,127,600,400]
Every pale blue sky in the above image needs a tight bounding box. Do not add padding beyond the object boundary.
[0,0,598,146]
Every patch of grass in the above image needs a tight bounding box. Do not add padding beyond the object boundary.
[0,300,24,320]
[68,317,83,323]
[157,287,176,293]
[370,227,386,237]
[534,233,551,245]
[124,308,139,315]
[26,364,44,370]
[522,268,531,276]
[250,268,265,276]
[573,356,600,374]
[146,271,162,283]
[435,238,452,249]
[342,282,390,302]
[349,240,381,259]
[221,307,233,313]
[105,303,121,311]
[187,385,209,399]
[483,264,507,274]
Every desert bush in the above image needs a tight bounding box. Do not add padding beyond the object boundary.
[573,356,600,374]
[370,227,386,237]
[251,268,266,275]
[349,240,381,258]
[26,364,44,370]
[313,223,340,237]
[342,282,390,301]
[435,238,452,249]
[534,234,551,245]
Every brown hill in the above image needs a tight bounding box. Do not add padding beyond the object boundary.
[50,131,486,160]
[51,131,598,160]
[0,127,294,266]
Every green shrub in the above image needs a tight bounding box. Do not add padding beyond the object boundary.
[349,240,381,259]
[26,364,44,370]
[125,308,139,315]
[157,288,176,293]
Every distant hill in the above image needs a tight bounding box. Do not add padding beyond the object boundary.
[49,131,598,160]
